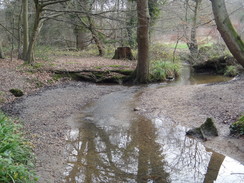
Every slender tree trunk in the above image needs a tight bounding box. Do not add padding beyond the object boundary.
[88,20,104,56]
[74,27,86,50]
[22,0,29,60]
[188,0,201,58]
[135,0,150,83]
[210,0,244,67]
[0,40,4,59]
[126,0,136,48]
[26,4,42,64]
[18,5,23,59]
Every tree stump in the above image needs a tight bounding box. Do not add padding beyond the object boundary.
[112,47,135,60]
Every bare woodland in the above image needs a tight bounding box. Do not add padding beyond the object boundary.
[0,0,243,81]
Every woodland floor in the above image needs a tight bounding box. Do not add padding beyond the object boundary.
[0,57,243,182]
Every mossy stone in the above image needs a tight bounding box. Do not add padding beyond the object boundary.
[200,118,218,137]
[186,118,218,140]
[9,88,24,97]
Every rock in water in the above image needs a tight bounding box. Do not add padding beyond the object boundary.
[186,118,218,140]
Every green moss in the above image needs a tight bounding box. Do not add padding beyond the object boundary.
[186,118,218,140]
[9,89,24,97]
[224,65,239,77]
[200,118,218,137]
[230,115,244,136]
[226,20,244,51]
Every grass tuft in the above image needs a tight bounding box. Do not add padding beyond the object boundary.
[150,60,181,81]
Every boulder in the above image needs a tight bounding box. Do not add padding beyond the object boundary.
[186,118,218,140]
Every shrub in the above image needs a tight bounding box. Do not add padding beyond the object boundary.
[0,112,37,182]
[150,60,181,81]
[224,65,239,77]
[230,115,244,136]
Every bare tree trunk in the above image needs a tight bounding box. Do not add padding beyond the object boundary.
[210,0,244,67]
[74,27,87,50]
[22,0,29,60]
[18,4,23,59]
[136,0,150,83]
[188,0,201,58]
[0,40,4,59]
[87,17,104,56]
[91,32,104,56]
[26,4,42,64]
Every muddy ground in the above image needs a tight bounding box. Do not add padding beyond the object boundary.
[1,57,243,182]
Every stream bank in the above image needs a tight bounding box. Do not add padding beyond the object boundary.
[1,57,243,182]
[1,74,244,182]
[138,74,244,164]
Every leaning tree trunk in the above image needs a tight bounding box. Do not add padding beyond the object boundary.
[88,18,104,56]
[210,0,244,67]
[135,0,150,83]
[90,28,104,56]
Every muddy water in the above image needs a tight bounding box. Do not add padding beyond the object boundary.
[64,86,244,183]
[175,64,232,86]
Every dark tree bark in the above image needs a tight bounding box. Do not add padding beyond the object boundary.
[135,0,150,83]
[210,0,244,67]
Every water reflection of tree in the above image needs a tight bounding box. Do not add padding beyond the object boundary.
[135,117,170,182]
[64,116,170,183]
[203,149,225,183]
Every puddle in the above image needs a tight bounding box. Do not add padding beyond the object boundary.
[175,64,232,86]
[64,89,244,183]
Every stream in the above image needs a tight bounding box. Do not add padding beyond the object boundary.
[63,67,244,183]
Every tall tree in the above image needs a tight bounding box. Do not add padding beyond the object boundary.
[210,0,244,67]
[25,0,70,64]
[135,0,150,83]
[187,0,202,59]
[70,0,105,56]
[22,0,29,60]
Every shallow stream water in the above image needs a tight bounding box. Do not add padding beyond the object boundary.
[63,68,243,183]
